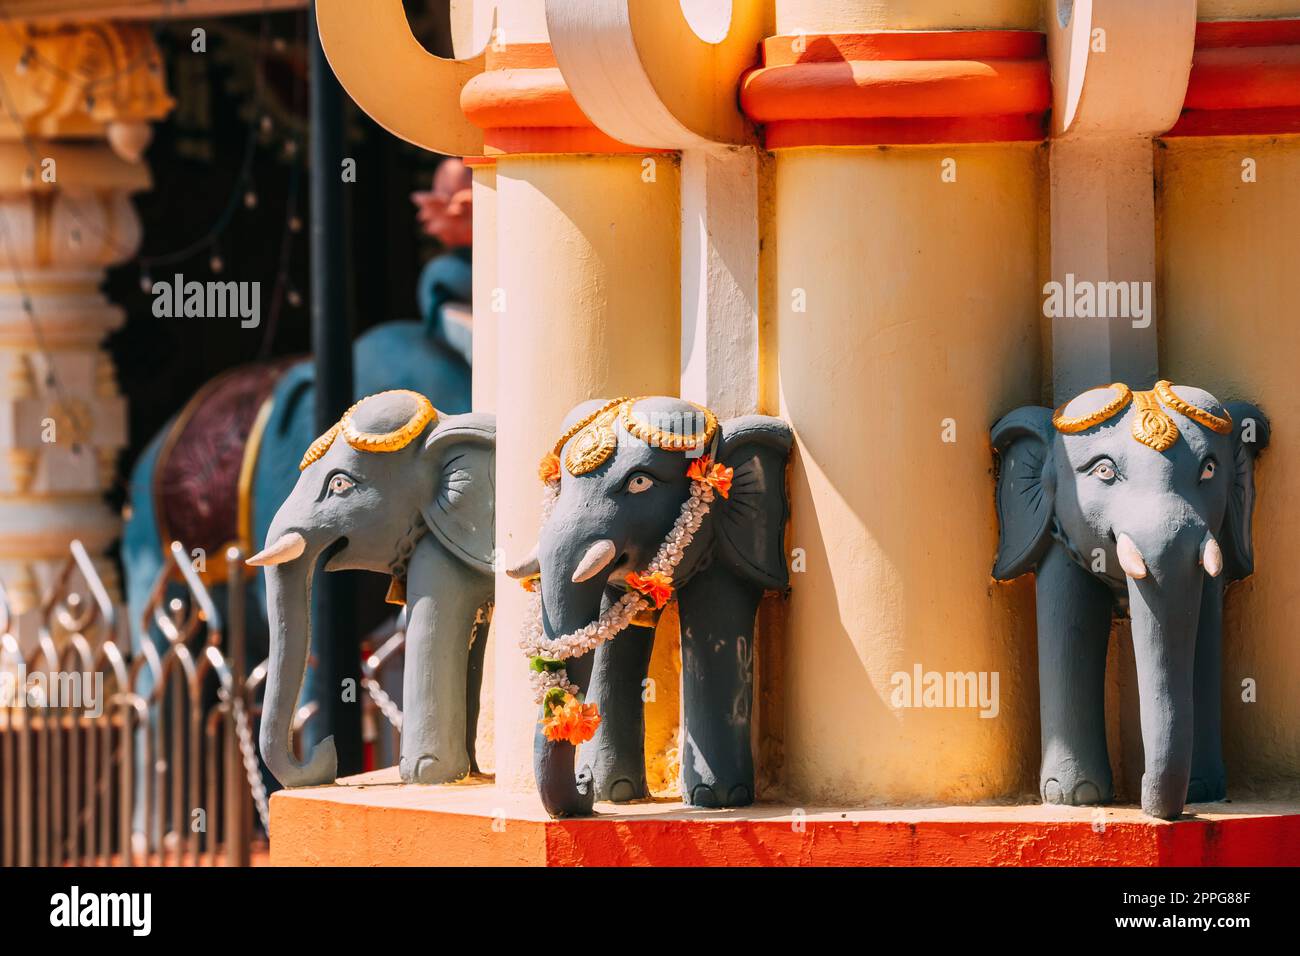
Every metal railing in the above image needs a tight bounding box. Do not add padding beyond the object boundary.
[0,539,409,867]
[0,541,265,866]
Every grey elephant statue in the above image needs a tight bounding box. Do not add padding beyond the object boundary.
[248,389,495,789]
[508,396,792,817]
[992,380,1268,819]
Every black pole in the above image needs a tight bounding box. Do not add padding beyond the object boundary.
[308,4,360,777]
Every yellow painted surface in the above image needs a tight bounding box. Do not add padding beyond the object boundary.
[1198,1,1300,19]
[774,0,1041,34]
[1158,135,1300,794]
[471,164,498,413]
[491,154,681,793]
[645,603,682,796]
[471,164,497,776]
[774,144,1043,805]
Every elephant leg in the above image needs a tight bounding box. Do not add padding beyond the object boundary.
[579,623,655,802]
[399,536,492,784]
[1035,543,1115,806]
[1188,574,1226,804]
[464,603,491,774]
[677,561,761,808]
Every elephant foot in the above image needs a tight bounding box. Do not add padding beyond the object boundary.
[1041,776,1111,807]
[1140,771,1189,820]
[687,782,753,809]
[399,752,469,785]
[1186,775,1226,805]
[602,777,644,803]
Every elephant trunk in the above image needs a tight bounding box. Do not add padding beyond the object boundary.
[1121,526,1205,819]
[531,544,611,818]
[254,537,337,788]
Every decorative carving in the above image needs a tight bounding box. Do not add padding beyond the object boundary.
[562,405,620,477]
[44,395,93,445]
[1155,379,1233,434]
[621,397,718,453]
[300,390,438,470]
[1052,382,1132,433]
[2,354,36,399]
[0,22,172,141]
[339,390,436,454]
[1051,380,1233,452]
[6,448,36,492]
[1130,389,1180,452]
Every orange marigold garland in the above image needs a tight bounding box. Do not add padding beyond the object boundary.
[686,455,733,498]
[538,452,562,485]
[540,688,601,746]
[625,570,674,609]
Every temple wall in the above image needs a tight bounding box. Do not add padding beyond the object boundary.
[1158,134,1300,794]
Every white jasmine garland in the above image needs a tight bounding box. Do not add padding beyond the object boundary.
[521,479,716,703]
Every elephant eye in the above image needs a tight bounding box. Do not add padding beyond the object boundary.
[328,473,355,496]
[1089,459,1117,482]
[1200,458,1217,482]
[626,474,654,494]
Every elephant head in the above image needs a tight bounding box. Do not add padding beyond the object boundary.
[510,396,792,817]
[993,381,1268,818]
[249,390,494,788]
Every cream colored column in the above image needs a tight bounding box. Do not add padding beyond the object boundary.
[1046,0,1196,400]
[492,155,679,790]
[549,0,771,420]
[1155,0,1300,798]
[765,0,1044,805]
[484,6,684,790]
[0,22,169,651]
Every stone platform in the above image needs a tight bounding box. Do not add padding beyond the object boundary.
[268,768,1300,867]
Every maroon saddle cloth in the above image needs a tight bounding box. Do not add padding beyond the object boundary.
[153,359,298,568]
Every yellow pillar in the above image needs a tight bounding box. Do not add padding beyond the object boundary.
[466,0,681,788]
[747,0,1046,804]
[1156,0,1300,798]
[0,22,170,649]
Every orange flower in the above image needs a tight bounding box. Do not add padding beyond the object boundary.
[541,693,601,746]
[626,570,674,609]
[686,455,733,498]
[519,575,540,593]
[538,452,561,485]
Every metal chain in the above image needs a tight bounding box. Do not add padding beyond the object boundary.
[363,677,403,731]
[223,689,270,833]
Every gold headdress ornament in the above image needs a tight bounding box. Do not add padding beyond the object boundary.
[1051,381,1231,452]
[540,397,722,480]
[299,390,438,470]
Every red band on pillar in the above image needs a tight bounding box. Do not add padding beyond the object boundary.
[740,31,1050,148]
[1167,19,1300,138]
[461,42,665,156]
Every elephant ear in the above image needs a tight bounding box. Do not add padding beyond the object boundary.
[1221,401,1270,582]
[420,412,496,576]
[991,406,1056,581]
[712,415,794,590]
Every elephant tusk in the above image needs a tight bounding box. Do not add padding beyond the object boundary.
[1116,533,1148,580]
[506,547,540,580]
[1201,532,1224,578]
[246,532,306,567]
[571,539,617,583]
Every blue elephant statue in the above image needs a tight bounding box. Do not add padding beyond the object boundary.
[992,380,1268,819]
[509,396,793,817]
[122,304,472,768]
[248,390,495,788]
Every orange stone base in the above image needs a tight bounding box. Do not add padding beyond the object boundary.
[268,769,1300,867]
